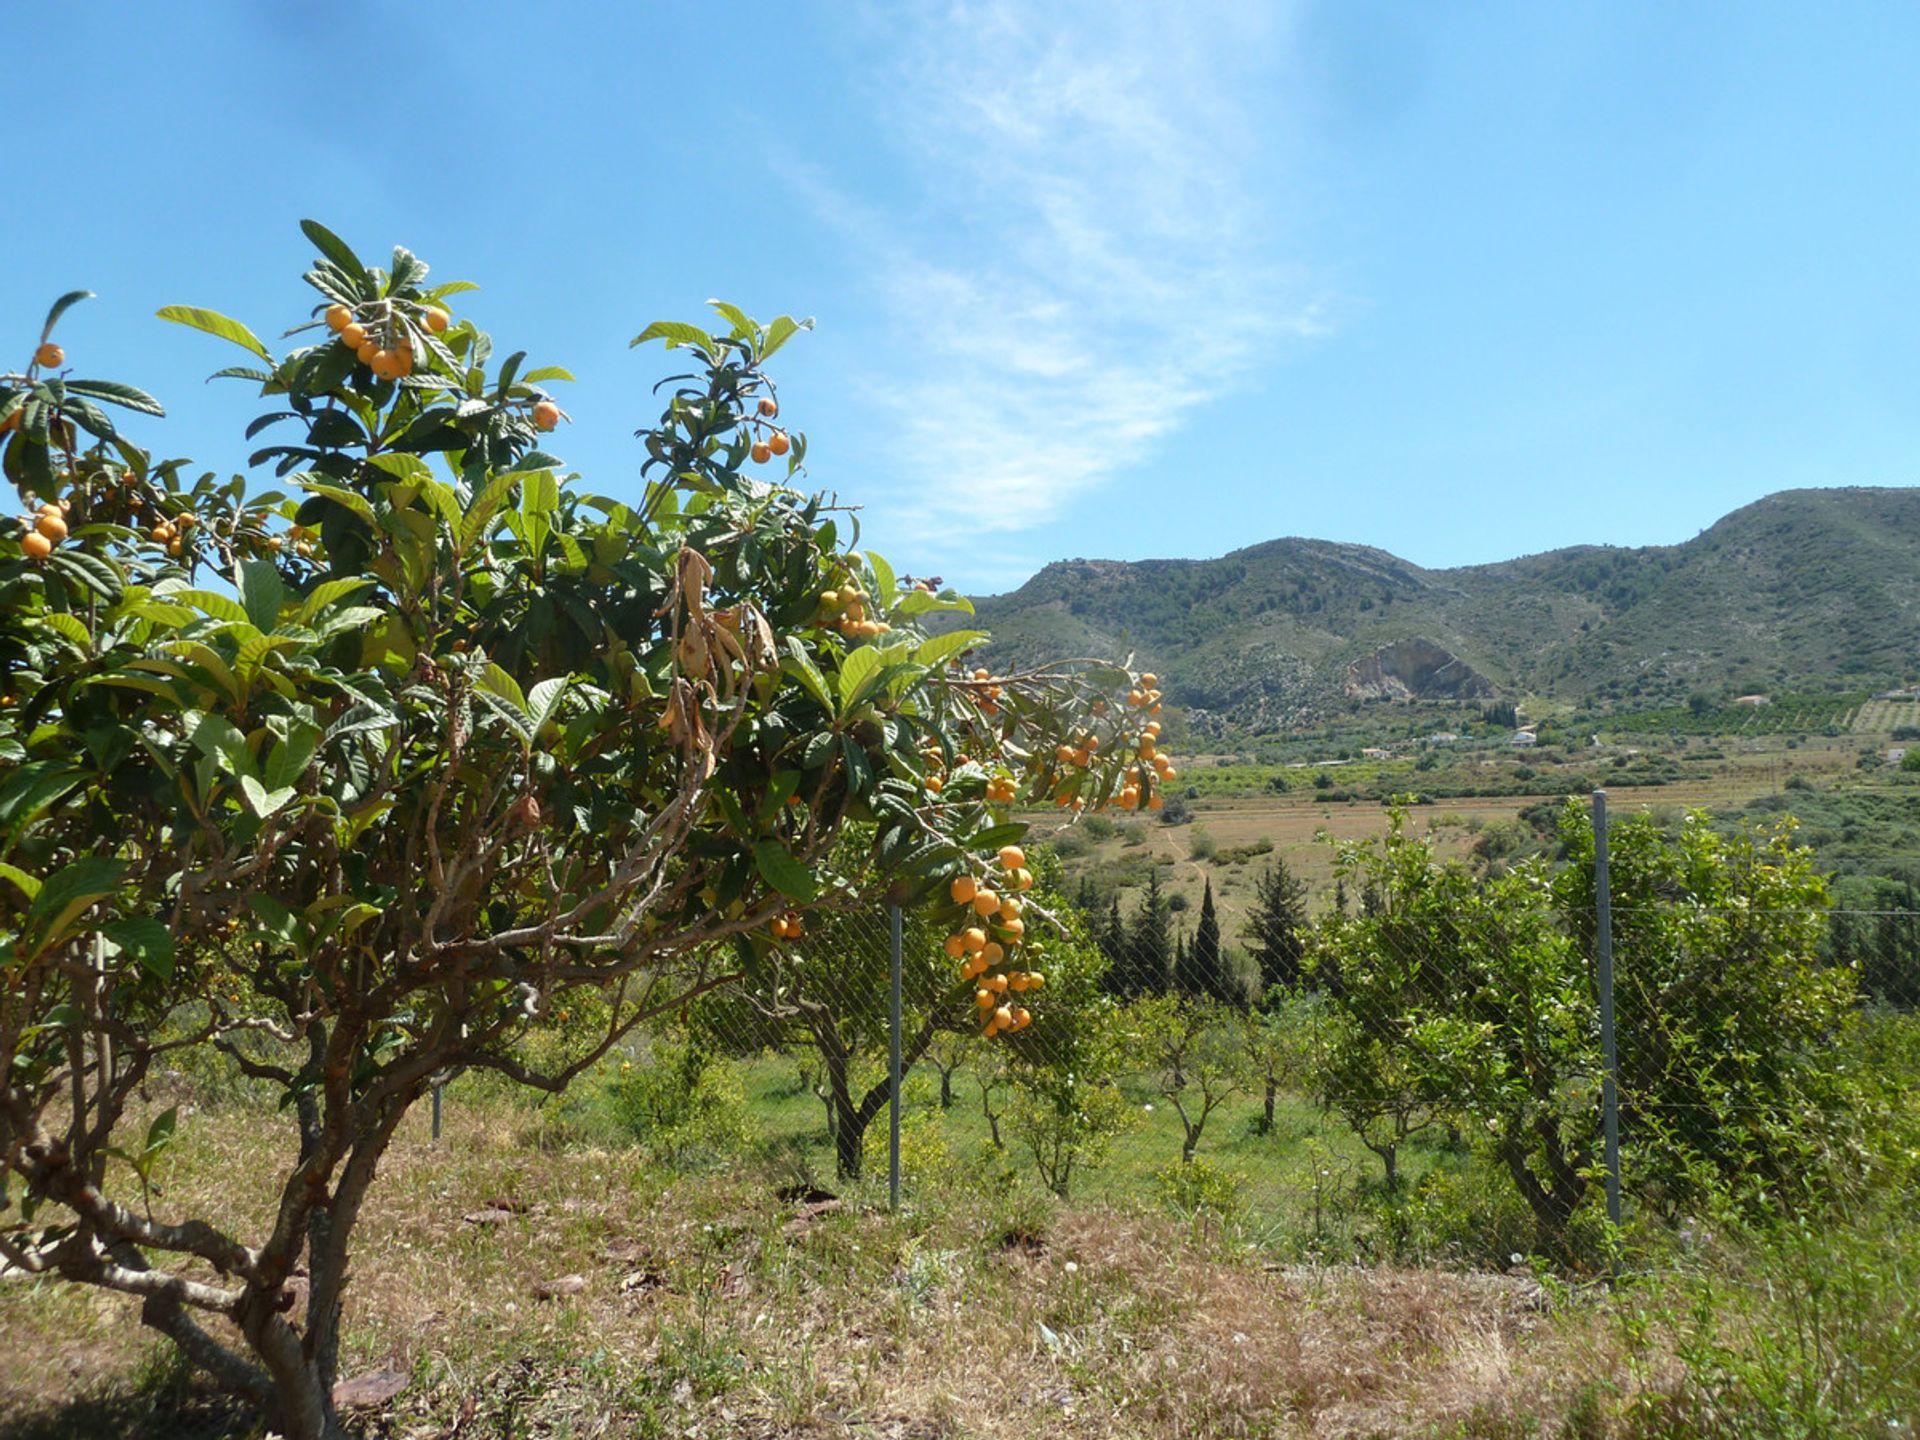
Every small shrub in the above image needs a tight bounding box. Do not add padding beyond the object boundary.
[1152,1155,1247,1220]
[605,1037,754,1169]
[1048,828,1092,859]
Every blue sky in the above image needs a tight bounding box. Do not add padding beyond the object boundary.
[14,2,1919,592]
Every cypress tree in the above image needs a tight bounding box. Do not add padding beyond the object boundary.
[1248,857,1310,1000]
[1179,878,1230,1002]
[1125,870,1174,995]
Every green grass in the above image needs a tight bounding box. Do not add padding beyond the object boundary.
[547,1050,1527,1270]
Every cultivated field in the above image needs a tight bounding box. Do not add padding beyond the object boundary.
[1033,730,1903,941]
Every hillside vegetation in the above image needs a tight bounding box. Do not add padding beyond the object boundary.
[959,487,1920,731]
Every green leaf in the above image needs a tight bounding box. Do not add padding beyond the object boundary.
[295,478,377,526]
[478,662,528,715]
[458,470,523,551]
[63,379,165,417]
[837,644,884,714]
[520,366,575,384]
[520,469,559,517]
[0,762,84,855]
[38,612,92,654]
[474,689,534,746]
[753,839,818,903]
[780,639,833,712]
[42,290,94,339]
[760,315,813,360]
[364,452,433,484]
[239,775,298,819]
[141,1106,178,1159]
[295,576,375,625]
[970,822,1030,852]
[104,917,175,981]
[866,551,898,613]
[173,589,251,626]
[705,300,756,338]
[0,861,42,902]
[527,677,569,734]
[300,220,369,288]
[156,306,272,361]
[388,245,428,294]
[184,706,248,760]
[323,702,396,746]
[263,723,319,791]
[629,320,713,351]
[25,856,126,954]
[358,615,415,671]
[913,631,986,670]
[45,549,124,603]
[896,588,974,617]
[238,561,287,631]
[331,901,383,943]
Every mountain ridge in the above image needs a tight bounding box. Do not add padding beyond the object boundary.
[956,486,1920,733]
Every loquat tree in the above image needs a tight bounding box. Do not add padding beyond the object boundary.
[0,223,1158,1439]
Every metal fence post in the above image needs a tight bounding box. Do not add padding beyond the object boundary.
[1593,790,1622,1230]
[431,1082,443,1145]
[888,904,903,1211]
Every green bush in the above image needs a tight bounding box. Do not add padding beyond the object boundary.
[1152,1154,1248,1220]
[1620,1209,1920,1438]
[605,1037,754,1170]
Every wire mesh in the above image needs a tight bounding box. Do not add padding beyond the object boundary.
[563,819,1917,1265]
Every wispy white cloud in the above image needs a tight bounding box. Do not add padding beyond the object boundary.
[795,0,1328,586]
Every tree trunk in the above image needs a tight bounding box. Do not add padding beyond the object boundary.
[824,1048,863,1180]
[1365,1138,1400,1192]
[1261,1076,1277,1135]
[1497,1129,1588,1260]
[939,1066,953,1109]
[814,1015,940,1181]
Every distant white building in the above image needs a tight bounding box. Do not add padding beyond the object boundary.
[1427,732,1460,744]
[1360,746,1393,760]
[1511,730,1538,747]
[1732,694,1770,708]
[1891,748,1910,763]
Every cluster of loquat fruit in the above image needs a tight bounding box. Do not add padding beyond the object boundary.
[769,910,806,940]
[321,299,443,382]
[816,579,891,641]
[15,496,69,560]
[943,845,1043,1037]
[747,396,792,464]
[1042,673,1175,813]
[323,298,561,431]
[966,666,1006,717]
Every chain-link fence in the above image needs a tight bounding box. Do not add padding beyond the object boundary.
[502,792,1919,1269]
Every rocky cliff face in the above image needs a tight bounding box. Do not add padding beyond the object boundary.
[1345,639,1496,701]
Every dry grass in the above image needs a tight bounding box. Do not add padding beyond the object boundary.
[0,1091,1649,1439]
